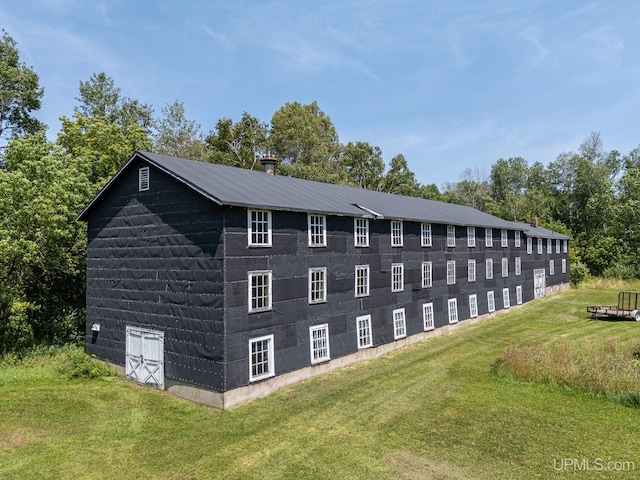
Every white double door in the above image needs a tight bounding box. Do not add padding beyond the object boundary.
[126,326,165,388]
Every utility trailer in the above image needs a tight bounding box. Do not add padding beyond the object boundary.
[587,292,640,321]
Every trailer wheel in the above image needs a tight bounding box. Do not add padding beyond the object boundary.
[634,310,640,322]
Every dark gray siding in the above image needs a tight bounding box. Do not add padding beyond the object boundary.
[85,159,226,391]
[222,212,572,391]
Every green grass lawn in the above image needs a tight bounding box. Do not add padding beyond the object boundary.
[2,284,640,479]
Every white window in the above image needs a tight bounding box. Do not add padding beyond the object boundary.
[355,265,370,297]
[563,240,568,253]
[503,288,510,309]
[469,294,478,318]
[421,223,432,247]
[527,237,532,255]
[515,231,521,248]
[487,291,495,313]
[447,225,456,247]
[549,259,555,276]
[308,214,327,247]
[485,228,493,247]
[547,238,552,254]
[468,259,476,282]
[310,324,330,364]
[537,238,543,254]
[562,258,567,273]
[249,334,274,382]
[248,209,272,246]
[138,166,150,191]
[354,218,369,247]
[516,285,523,305]
[356,315,372,349]
[248,270,272,313]
[448,298,458,324]
[515,257,521,276]
[486,258,494,280]
[423,302,435,331]
[556,239,560,254]
[422,261,432,288]
[447,260,456,285]
[308,267,327,304]
[391,263,404,292]
[501,229,508,247]
[467,226,475,247]
[393,308,407,340]
[502,257,509,278]
[391,220,403,247]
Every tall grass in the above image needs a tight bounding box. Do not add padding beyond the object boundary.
[492,336,640,407]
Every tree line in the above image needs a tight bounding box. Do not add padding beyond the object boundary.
[0,30,637,352]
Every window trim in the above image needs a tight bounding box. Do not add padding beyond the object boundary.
[487,291,495,313]
[502,257,509,278]
[248,209,272,247]
[307,214,327,247]
[537,237,543,255]
[447,260,456,285]
[422,261,432,288]
[469,294,478,318]
[547,238,552,254]
[563,240,568,254]
[391,220,403,247]
[393,308,407,340]
[501,229,508,247]
[527,237,533,255]
[354,218,370,247]
[486,258,494,280]
[421,223,432,247]
[516,285,523,305]
[447,225,456,247]
[248,270,272,313]
[503,288,511,309]
[309,324,330,364]
[515,231,521,248]
[249,334,275,382]
[391,263,404,292]
[308,267,327,304]
[355,265,370,298]
[448,298,459,324]
[485,228,493,248]
[356,314,373,349]
[515,256,522,276]
[138,166,150,191]
[423,302,435,331]
[468,259,476,283]
[467,226,475,247]
[562,258,567,274]
[549,259,555,276]
[556,239,560,254]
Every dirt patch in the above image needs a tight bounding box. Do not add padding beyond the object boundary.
[386,451,471,480]
[0,431,36,450]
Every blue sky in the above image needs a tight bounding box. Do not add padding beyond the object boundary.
[2,0,639,187]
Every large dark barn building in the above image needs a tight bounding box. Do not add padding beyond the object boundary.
[78,151,570,408]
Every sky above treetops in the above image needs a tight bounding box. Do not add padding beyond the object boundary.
[2,0,639,186]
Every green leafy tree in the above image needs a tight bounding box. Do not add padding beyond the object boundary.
[443,167,491,211]
[269,101,341,166]
[152,101,208,160]
[0,134,94,352]
[205,113,269,170]
[339,141,385,190]
[381,154,421,196]
[0,30,44,151]
[58,73,152,184]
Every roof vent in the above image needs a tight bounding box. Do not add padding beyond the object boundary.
[260,154,279,175]
[530,216,539,228]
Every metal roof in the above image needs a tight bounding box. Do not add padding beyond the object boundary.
[77,151,571,239]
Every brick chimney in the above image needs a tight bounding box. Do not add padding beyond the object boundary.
[530,217,539,228]
[260,154,279,175]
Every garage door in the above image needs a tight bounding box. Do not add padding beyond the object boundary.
[126,326,164,388]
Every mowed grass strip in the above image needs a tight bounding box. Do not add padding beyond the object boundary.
[1,284,640,479]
